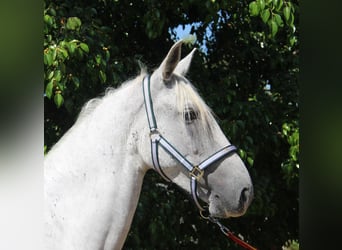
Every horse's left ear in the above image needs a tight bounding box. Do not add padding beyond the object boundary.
[174,48,196,76]
[159,40,183,80]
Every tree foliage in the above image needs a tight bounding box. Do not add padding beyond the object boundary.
[44,0,299,249]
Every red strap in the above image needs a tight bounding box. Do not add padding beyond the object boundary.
[226,231,258,250]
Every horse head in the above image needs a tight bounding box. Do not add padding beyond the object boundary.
[138,41,253,218]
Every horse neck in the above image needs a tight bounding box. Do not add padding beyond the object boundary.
[45,76,149,250]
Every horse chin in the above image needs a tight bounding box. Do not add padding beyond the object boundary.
[209,207,245,219]
[209,206,247,219]
[208,198,247,219]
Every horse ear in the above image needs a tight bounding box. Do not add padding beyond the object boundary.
[160,40,183,80]
[174,48,196,76]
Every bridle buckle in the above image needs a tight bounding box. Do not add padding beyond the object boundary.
[190,165,204,180]
[149,129,160,141]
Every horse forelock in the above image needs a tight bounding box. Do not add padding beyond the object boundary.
[174,74,214,135]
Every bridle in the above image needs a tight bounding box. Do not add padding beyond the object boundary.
[142,75,237,211]
[142,75,258,250]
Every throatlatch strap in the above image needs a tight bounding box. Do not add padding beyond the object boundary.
[151,135,170,182]
[158,136,193,172]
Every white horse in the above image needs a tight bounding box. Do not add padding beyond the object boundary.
[45,40,253,250]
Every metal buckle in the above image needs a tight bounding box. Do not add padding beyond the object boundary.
[149,129,160,141]
[189,165,204,180]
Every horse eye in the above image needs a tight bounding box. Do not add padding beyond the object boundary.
[183,108,198,124]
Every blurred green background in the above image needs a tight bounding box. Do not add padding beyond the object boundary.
[43,0,299,249]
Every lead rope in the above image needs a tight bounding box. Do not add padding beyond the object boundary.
[205,215,258,250]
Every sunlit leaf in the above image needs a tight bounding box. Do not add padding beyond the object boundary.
[54,70,62,82]
[247,156,254,166]
[66,17,82,30]
[95,54,102,65]
[44,14,53,26]
[261,9,270,23]
[45,81,53,99]
[99,70,106,83]
[47,71,54,80]
[59,47,68,59]
[275,0,283,11]
[54,93,64,108]
[290,36,296,46]
[274,14,284,27]
[80,43,89,53]
[258,0,265,10]
[269,19,278,37]
[283,6,291,21]
[44,50,53,66]
[249,2,260,16]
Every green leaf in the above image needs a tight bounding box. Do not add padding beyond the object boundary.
[283,6,291,21]
[52,48,57,61]
[72,76,80,89]
[45,81,53,99]
[238,149,246,159]
[66,17,82,30]
[275,0,283,11]
[261,9,270,23]
[80,43,89,53]
[66,42,77,54]
[274,14,284,27]
[44,50,53,66]
[48,8,56,16]
[47,70,54,80]
[99,70,107,83]
[249,2,260,16]
[54,93,64,108]
[288,11,294,26]
[59,47,68,59]
[257,0,265,10]
[44,14,53,26]
[56,82,65,91]
[290,36,296,46]
[269,19,278,37]
[247,156,254,166]
[95,54,102,65]
[54,70,62,82]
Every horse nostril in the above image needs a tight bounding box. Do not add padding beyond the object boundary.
[240,187,249,204]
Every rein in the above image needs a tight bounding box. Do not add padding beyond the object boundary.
[142,75,257,250]
[207,216,258,250]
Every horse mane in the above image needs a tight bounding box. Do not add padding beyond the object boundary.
[75,70,213,136]
[76,71,147,123]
